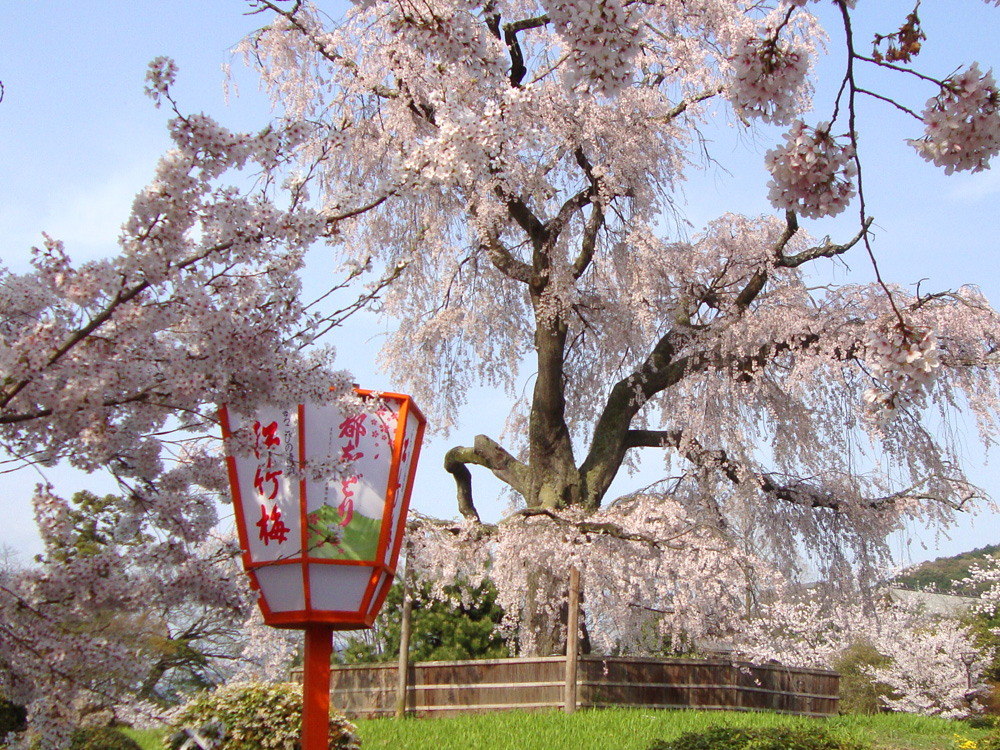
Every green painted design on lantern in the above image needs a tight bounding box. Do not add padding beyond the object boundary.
[306,504,381,561]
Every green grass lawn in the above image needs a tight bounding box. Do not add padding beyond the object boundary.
[355,709,989,750]
[125,709,993,750]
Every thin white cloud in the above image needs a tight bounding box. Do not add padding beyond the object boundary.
[945,168,1000,202]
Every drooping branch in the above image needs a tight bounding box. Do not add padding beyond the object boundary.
[515,507,676,548]
[626,428,984,513]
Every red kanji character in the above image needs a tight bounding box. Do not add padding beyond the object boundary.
[267,506,289,544]
[341,443,364,462]
[254,464,283,500]
[261,421,281,448]
[338,496,354,527]
[338,475,358,526]
[256,504,290,546]
[338,414,367,443]
[252,420,281,458]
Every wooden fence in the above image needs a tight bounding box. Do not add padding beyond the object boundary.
[309,656,838,718]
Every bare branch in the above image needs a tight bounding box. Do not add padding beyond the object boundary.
[572,148,605,279]
[444,435,530,521]
[777,216,874,268]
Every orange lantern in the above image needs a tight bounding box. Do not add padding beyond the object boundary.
[220,388,425,749]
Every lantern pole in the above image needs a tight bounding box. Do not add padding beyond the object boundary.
[302,624,334,750]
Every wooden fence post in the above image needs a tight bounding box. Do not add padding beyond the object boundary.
[564,566,580,714]
[395,572,413,719]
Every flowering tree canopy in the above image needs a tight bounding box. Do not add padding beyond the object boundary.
[223,0,1000,650]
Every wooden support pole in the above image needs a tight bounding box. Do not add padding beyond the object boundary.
[302,624,333,750]
[395,573,413,719]
[564,566,580,714]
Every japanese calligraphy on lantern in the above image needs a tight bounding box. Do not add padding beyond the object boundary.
[222,405,302,562]
[221,391,425,627]
[301,399,407,562]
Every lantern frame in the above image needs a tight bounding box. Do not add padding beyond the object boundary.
[220,388,425,630]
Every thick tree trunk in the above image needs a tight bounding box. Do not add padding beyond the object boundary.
[526,301,581,509]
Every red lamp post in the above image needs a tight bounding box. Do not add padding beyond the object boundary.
[220,389,425,750]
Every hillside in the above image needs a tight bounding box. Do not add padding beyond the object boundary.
[893,544,1000,594]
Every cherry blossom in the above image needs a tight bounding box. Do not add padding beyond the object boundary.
[728,34,811,125]
[143,56,178,107]
[910,63,1000,174]
[765,121,857,218]
[541,0,641,97]
[862,323,940,426]
[736,586,993,718]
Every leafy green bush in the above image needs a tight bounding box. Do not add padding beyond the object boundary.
[833,640,894,715]
[646,726,868,750]
[964,715,1000,730]
[69,727,143,750]
[164,682,359,750]
[341,579,508,664]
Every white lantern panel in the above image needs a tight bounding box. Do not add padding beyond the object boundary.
[227,406,302,563]
[368,571,391,617]
[256,565,306,613]
[301,400,399,562]
[309,564,373,612]
[384,408,422,566]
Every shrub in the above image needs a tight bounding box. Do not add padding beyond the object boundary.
[0,695,27,739]
[646,726,868,750]
[164,682,359,750]
[69,727,143,750]
[964,714,1000,730]
[833,640,894,715]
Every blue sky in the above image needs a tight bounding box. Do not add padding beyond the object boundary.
[1,1,998,567]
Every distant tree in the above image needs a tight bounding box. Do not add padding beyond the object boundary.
[0,487,297,741]
[894,545,1000,594]
[736,590,992,718]
[339,579,508,663]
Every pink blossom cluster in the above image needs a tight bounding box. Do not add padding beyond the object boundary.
[1,57,360,746]
[407,494,778,657]
[964,554,1000,615]
[143,55,178,107]
[863,323,940,425]
[542,0,640,96]
[728,36,809,125]
[910,63,1000,174]
[765,121,857,218]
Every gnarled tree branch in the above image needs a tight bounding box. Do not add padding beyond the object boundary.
[444,435,530,521]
